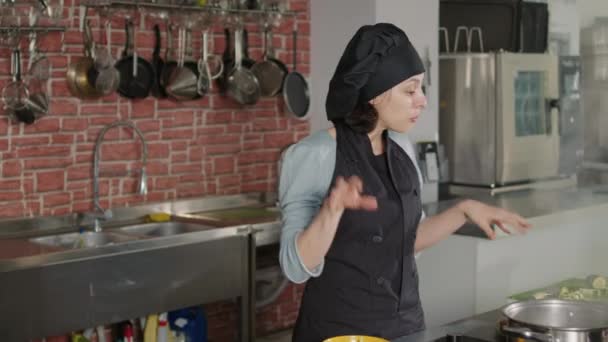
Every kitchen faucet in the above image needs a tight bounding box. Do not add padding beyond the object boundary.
[88,120,148,232]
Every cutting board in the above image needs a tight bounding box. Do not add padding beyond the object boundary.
[183,206,281,227]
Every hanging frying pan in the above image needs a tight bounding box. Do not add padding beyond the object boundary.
[115,19,153,99]
[282,22,310,118]
[251,27,288,97]
[150,24,166,98]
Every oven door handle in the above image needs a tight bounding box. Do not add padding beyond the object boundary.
[546,98,561,136]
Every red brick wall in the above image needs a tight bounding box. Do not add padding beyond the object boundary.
[202,282,305,341]
[3,0,310,339]
[254,282,306,335]
[0,0,311,219]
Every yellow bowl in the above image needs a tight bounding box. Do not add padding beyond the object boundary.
[323,336,389,342]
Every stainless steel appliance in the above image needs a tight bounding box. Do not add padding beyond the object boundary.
[439,51,561,187]
[577,18,608,187]
[439,0,548,53]
[558,56,584,177]
[581,19,608,169]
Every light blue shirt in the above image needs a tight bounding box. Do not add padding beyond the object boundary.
[278,130,426,284]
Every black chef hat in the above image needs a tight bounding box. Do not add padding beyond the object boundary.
[326,23,425,121]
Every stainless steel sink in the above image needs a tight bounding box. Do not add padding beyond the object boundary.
[115,221,216,237]
[28,222,217,250]
[29,231,136,249]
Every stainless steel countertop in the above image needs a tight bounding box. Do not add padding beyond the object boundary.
[3,185,608,272]
[0,192,273,239]
[424,185,608,238]
[393,310,502,342]
[0,193,276,273]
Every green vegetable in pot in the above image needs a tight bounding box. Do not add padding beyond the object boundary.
[586,275,607,289]
[533,291,550,299]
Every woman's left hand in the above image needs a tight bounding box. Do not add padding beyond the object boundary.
[457,199,531,239]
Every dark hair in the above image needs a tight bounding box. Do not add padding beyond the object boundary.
[343,101,379,133]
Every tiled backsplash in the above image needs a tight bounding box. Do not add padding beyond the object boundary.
[0,0,311,219]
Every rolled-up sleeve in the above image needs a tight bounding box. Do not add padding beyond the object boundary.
[278,140,332,284]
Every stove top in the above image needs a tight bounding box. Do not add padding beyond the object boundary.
[431,334,496,342]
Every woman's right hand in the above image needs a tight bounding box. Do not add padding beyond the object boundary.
[295,176,377,272]
[325,176,378,215]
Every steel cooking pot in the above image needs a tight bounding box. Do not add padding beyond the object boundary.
[498,300,608,342]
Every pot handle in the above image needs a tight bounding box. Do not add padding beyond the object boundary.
[501,326,553,342]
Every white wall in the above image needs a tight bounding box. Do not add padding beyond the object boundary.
[309,0,376,132]
[375,0,440,143]
[309,0,440,144]
[549,0,581,55]
[578,0,608,28]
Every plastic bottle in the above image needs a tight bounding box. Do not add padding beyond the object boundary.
[123,322,134,342]
[156,313,169,342]
[143,314,159,342]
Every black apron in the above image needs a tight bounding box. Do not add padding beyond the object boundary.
[292,123,425,341]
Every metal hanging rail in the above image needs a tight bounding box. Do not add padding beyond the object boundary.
[82,0,300,17]
[0,26,66,33]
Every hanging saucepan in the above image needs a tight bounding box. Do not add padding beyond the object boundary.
[165,27,200,101]
[251,26,288,97]
[150,24,166,98]
[116,19,154,99]
[227,28,261,105]
[282,22,310,118]
[498,299,608,342]
[66,20,103,99]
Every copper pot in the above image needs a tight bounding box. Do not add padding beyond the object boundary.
[66,20,103,99]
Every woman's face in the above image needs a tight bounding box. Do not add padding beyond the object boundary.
[370,73,427,133]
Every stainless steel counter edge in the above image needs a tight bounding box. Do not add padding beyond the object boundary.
[3,185,608,272]
[0,192,275,239]
[0,224,252,273]
[5,186,608,241]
